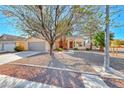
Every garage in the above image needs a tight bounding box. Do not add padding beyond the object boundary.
[3,43,16,52]
[28,42,46,51]
[0,44,2,51]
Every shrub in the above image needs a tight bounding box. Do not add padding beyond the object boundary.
[55,48,63,51]
[14,46,24,52]
[93,31,114,51]
[86,48,90,51]
[73,47,79,50]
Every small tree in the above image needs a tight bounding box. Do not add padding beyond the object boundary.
[93,31,114,51]
[1,5,74,55]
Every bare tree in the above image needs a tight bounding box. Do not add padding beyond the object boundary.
[1,5,73,55]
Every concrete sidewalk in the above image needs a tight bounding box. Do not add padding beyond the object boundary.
[0,51,41,65]
[82,74,109,88]
[0,74,56,88]
[0,73,108,88]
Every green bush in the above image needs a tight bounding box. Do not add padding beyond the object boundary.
[86,48,90,51]
[93,31,114,51]
[14,46,24,52]
[73,47,79,50]
[55,48,63,51]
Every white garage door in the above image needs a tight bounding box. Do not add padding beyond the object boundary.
[0,44,2,51]
[28,42,46,51]
[3,43,16,52]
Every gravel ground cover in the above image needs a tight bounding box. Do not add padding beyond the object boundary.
[101,77,124,88]
[9,52,96,73]
[10,54,52,66]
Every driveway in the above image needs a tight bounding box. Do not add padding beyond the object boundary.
[0,51,41,65]
[0,74,56,88]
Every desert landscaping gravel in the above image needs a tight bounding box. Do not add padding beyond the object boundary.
[102,77,124,88]
[9,52,96,73]
[10,54,52,66]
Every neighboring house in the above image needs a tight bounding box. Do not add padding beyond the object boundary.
[0,34,26,52]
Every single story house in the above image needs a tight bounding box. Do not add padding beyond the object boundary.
[0,34,85,52]
[0,34,26,52]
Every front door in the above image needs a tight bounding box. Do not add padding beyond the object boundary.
[69,41,73,49]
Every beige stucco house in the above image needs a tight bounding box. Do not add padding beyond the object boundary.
[0,34,85,52]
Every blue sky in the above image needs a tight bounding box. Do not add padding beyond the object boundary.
[109,5,124,40]
[0,6,124,40]
[0,12,22,36]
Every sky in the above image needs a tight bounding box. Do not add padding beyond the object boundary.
[0,6,124,40]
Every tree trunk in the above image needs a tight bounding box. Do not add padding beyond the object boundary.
[99,46,104,52]
[89,35,92,50]
[50,43,54,55]
[90,42,92,50]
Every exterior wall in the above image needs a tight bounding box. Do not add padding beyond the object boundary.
[55,38,68,49]
[74,38,84,49]
[54,40,59,49]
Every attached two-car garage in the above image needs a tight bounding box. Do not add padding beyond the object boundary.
[27,37,49,52]
[28,42,46,51]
